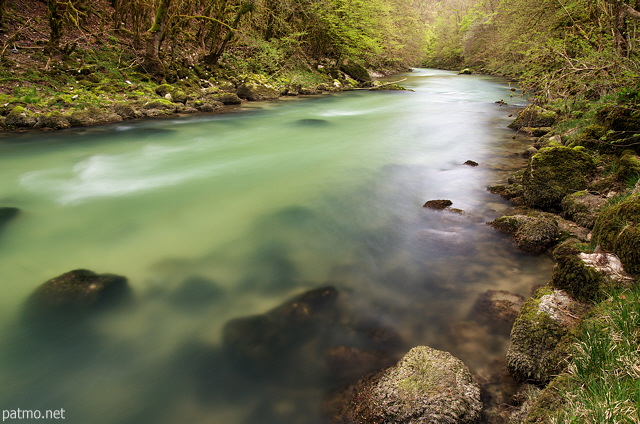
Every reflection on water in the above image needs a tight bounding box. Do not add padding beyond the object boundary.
[0,69,552,423]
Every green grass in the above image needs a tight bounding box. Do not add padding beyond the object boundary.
[550,285,640,423]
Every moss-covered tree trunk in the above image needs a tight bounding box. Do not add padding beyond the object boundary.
[143,0,172,75]
[46,0,66,51]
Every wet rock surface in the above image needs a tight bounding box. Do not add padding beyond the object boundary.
[470,289,525,334]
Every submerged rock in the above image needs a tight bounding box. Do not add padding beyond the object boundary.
[506,286,590,383]
[223,286,339,370]
[470,289,525,334]
[0,207,19,233]
[324,346,396,385]
[327,346,482,424]
[464,160,479,166]
[24,269,131,319]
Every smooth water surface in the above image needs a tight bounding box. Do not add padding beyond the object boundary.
[0,69,552,423]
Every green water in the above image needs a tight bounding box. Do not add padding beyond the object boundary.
[0,69,552,423]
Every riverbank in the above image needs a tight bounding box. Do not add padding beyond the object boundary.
[488,100,640,422]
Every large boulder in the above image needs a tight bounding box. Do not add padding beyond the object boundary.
[508,105,557,131]
[223,286,338,370]
[506,287,590,383]
[339,62,371,82]
[522,147,596,209]
[24,269,131,319]
[327,345,482,424]
[34,111,71,130]
[592,195,640,274]
[236,82,280,101]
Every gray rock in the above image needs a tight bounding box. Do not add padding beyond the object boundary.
[561,191,606,229]
[237,82,280,101]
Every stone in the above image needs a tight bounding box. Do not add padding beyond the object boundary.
[5,106,37,128]
[508,105,557,131]
[561,191,607,229]
[67,108,123,127]
[490,212,559,254]
[506,286,590,383]
[24,269,131,319]
[464,160,479,166]
[223,286,339,370]
[327,346,482,424]
[237,82,280,101]
[324,346,396,385]
[112,102,141,119]
[34,111,70,130]
[522,146,596,209]
[423,199,453,210]
[592,195,640,274]
[339,62,371,82]
[470,289,525,333]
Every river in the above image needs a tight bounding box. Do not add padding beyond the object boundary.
[0,69,552,423]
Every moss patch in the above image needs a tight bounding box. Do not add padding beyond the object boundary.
[593,195,640,274]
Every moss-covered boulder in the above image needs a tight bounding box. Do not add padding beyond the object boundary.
[597,104,640,133]
[592,195,640,274]
[237,82,280,101]
[112,102,141,119]
[327,346,482,424]
[5,106,37,128]
[560,191,607,229]
[206,92,242,105]
[34,111,70,130]
[508,105,557,131]
[615,152,640,184]
[339,62,371,82]
[506,287,589,383]
[522,147,596,209]
[490,212,559,254]
[67,108,123,127]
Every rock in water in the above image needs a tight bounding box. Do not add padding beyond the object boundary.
[24,269,130,319]
[423,199,453,210]
[0,207,19,234]
[327,346,482,424]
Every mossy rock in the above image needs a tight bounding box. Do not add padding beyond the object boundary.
[593,195,640,274]
[523,147,596,209]
[615,152,640,184]
[5,106,37,128]
[490,212,559,254]
[508,105,557,131]
[142,99,176,111]
[207,92,242,105]
[34,111,70,130]
[506,287,586,383]
[236,82,280,101]
[550,240,609,302]
[328,346,481,424]
[597,104,640,132]
[560,191,606,229]
[112,102,140,119]
[339,63,371,82]
[67,108,123,127]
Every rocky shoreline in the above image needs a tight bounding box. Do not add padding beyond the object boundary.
[3,92,639,424]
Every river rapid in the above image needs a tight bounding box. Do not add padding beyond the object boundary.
[0,69,552,423]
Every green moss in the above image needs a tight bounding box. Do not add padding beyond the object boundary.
[509,105,557,130]
[506,286,574,383]
[593,195,640,274]
[551,241,606,302]
[523,146,596,209]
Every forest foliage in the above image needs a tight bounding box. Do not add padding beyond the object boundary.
[0,0,430,80]
[423,0,640,101]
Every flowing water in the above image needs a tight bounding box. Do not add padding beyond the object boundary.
[0,69,553,423]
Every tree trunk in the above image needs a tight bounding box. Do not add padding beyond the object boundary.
[142,0,172,75]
